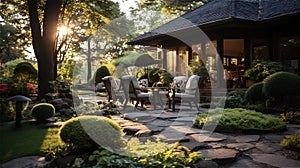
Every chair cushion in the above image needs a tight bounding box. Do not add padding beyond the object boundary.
[139,79,148,88]
[185,75,200,95]
[171,76,188,90]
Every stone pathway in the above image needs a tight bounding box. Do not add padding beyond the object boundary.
[1,94,299,168]
[112,108,300,168]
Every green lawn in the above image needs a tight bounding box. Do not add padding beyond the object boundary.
[0,123,64,163]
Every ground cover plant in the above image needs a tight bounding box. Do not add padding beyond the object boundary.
[86,139,202,168]
[0,124,64,163]
[281,134,300,151]
[194,108,286,132]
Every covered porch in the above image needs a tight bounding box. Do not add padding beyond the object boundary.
[128,0,300,89]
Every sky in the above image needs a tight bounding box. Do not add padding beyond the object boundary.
[112,0,138,15]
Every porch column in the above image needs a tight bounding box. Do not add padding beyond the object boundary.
[216,38,225,88]
[244,38,251,70]
[201,42,207,65]
[161,43,167,69]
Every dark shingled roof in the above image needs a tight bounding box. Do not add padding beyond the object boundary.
[128,0,300,45]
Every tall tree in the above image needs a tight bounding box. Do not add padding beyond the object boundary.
[27,0,62,99]
[1,0,121,98]
[0,24,23,64]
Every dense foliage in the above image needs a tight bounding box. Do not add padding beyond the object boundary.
[280,111,300,124]
[31,103,55,121]
[59,116,124,150]
[94,66,111,85]
[194,108,286,132]
[148,68,160,84]
[13,62,37,83]
[244,60,291,82]
[88,141,201,168]
[225,90,246,108]
[281,134,300,151]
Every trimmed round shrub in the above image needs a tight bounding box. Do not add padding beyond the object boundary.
[94,66,110,84]
[59,116,125,150]
[31,103,55,121]
[262,72,300,100]
[245,82,264,104]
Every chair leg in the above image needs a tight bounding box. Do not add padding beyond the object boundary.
[135,100,139,108]
[188,102,193,109]
[194,101,200,111]
[172,99,176,111]
[123,98,129,109]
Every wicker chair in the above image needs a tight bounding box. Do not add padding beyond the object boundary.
[168,75,200,111]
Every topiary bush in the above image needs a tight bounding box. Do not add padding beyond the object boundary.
[31,103,55,121]
[94,66,110,85]
[245,82,264,104]
[59,116,125,150]
[194,108,286,132]
[262,72,300,108]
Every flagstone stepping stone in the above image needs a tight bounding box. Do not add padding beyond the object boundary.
[250,153,300,168]
[255,142,282,154]
[166,125,200,135]
[180,140,209,151]
[187,133,227,143]
[262,134,284,143]
[144,124,166,132]
[226,143,255,151]
[199,148,238,160]
[123,124,151,136]
[234,135,260,143]
[123,113,155,122]
[153,131,190,142]
[152,113,178,120]
[177,111,199,117]
[207,143,225,149]
[0,156,50,168]
[195,160,219,168]
[145,119,173,127]
[170,116,195,122]
[228,158,266,168]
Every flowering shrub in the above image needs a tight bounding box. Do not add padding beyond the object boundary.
[0,82,36,97]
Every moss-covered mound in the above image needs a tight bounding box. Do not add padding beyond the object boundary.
[59,116,125,150]
[194,108,286,132]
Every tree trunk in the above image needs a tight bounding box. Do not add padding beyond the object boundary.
[87,36,92,82]
[27,0,62,99]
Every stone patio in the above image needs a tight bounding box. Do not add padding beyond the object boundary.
[1,94,299,168]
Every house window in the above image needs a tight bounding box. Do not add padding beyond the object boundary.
[280,36,300,73]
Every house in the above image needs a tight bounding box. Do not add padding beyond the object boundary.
[127,0,300,88]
